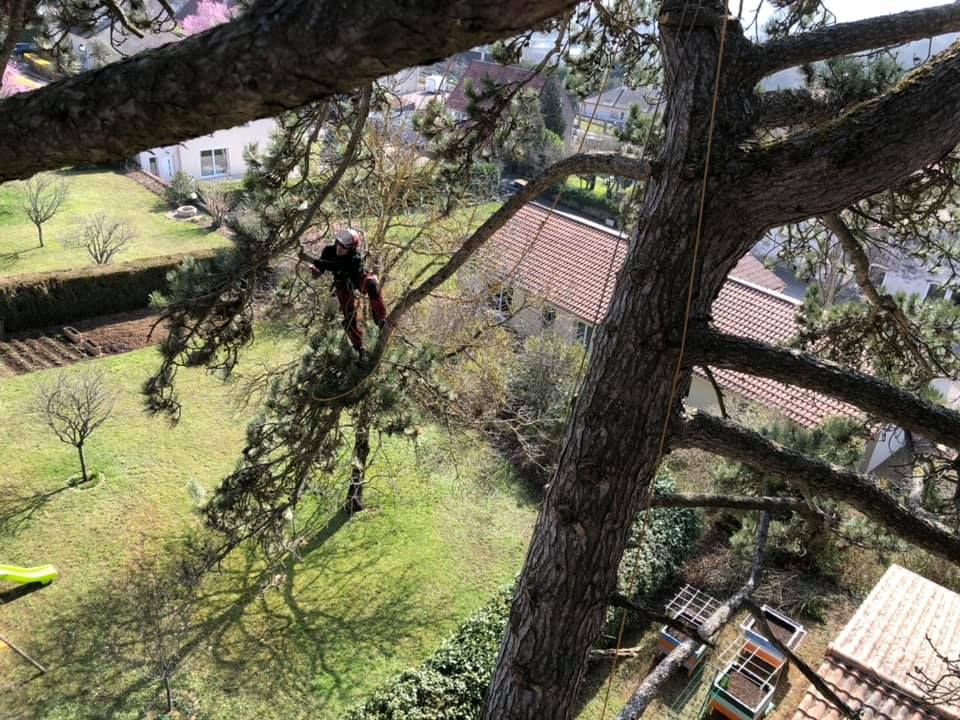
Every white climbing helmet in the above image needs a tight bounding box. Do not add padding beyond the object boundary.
[334,228,362,250]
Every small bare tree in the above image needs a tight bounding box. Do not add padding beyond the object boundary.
[37,370,115,484]
[198,183,233,228]
[20,173,68,247]
[66,213,135,265]
[128,555,197,715]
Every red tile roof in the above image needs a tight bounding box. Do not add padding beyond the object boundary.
[730,254,787,293]
[480,203,859,427]
[793,657,941,720]
[792,565,960,720]
[708,280,860,428]
[447,60,546,114]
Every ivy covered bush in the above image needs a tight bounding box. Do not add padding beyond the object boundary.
[345,588,512,720]
[348,473,702,718]
[615,473,704,610]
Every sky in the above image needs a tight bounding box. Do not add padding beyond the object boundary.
[746,0,948,25]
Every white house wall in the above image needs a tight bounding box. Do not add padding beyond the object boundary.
[138,118,277,181]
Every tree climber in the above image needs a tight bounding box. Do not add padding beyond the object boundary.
[299,228,387,358]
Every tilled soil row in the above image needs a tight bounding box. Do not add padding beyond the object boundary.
[0,309,166,377]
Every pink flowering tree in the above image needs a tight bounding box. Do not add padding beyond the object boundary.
[181,0,232,35]
[1,64,32,97]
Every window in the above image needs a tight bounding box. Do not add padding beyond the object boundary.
[487,282,513,317]
[868,265,887,291]
[927,282,947,302]
[200,148,229,177]
[147,157,159,175]
[575,321,594,349]
[541,306,556,329]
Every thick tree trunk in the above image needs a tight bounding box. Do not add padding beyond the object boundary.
[344,408,371,515]
[481,7,759,718]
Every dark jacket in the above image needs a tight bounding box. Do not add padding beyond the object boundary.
[310,245,367,289]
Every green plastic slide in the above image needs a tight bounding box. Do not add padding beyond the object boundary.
[0,564,58,585]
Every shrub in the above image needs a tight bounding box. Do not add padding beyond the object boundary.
[198,183,234,228]
[345,587,512,720]
[348,475,701,717]
[504,333,585,475]
[616,473,704,606]
[557,183,620,218]
[165,171,196,206]
[0,249,222,332]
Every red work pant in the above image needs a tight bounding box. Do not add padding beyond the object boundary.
[335,274,387,350]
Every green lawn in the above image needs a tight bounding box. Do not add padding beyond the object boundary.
[0,170,232,278]
[0,335,537,719]
[565,175,613,200]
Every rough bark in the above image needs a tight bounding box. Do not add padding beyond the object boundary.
[616,513,770,720]
[0,0,578,182]
[686,327,960,449]
[651,491,807,514]
[344,408,371,515]
[757,3,960,78]
[755,89,844,128]
[0,0,32,74]
[738,40,960,228]
[677,410,960,564]
[481,9,762,718]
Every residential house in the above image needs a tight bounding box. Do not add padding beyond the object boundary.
[473,203,925,472]
[136,118,277,182]
[868,244,960,304]
[384,67,422,96]
[792,564,960,720]
[579,86,658,126]
[446,60,577,148]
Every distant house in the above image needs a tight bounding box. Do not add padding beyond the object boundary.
[474,202,862,430]
[384,67,422,96]
[792,564,960,720]
[446,60,576,147]
[579,86,658,126]
[136,118,277,182]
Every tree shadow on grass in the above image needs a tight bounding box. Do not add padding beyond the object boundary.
[0,482,73,536]
[9,508,438,719]
[0,248,35,271]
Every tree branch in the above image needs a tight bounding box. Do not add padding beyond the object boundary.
[616,512,771,720]
[700,365,729,419]
[744,599,861,720]
[676,410,960,564]
[0,0,579,182]
[373,153,652,354]
[0,0,33,74]
[757,3,960,78]
[821,211,936,378]
[601,593,716,649]
[755,89,845,128]
[650,491,808,515]
[738,41,960,226]
[686,326,960,450]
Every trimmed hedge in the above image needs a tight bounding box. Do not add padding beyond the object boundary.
[345,588,513,720]
[347,477,701,719]
[0,249,223,332]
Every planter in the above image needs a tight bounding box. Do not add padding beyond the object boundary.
[174,205,198,219]
[740,605,806,668]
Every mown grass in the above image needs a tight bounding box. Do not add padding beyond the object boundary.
[0,333,537,719]
[0,170,231,278]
